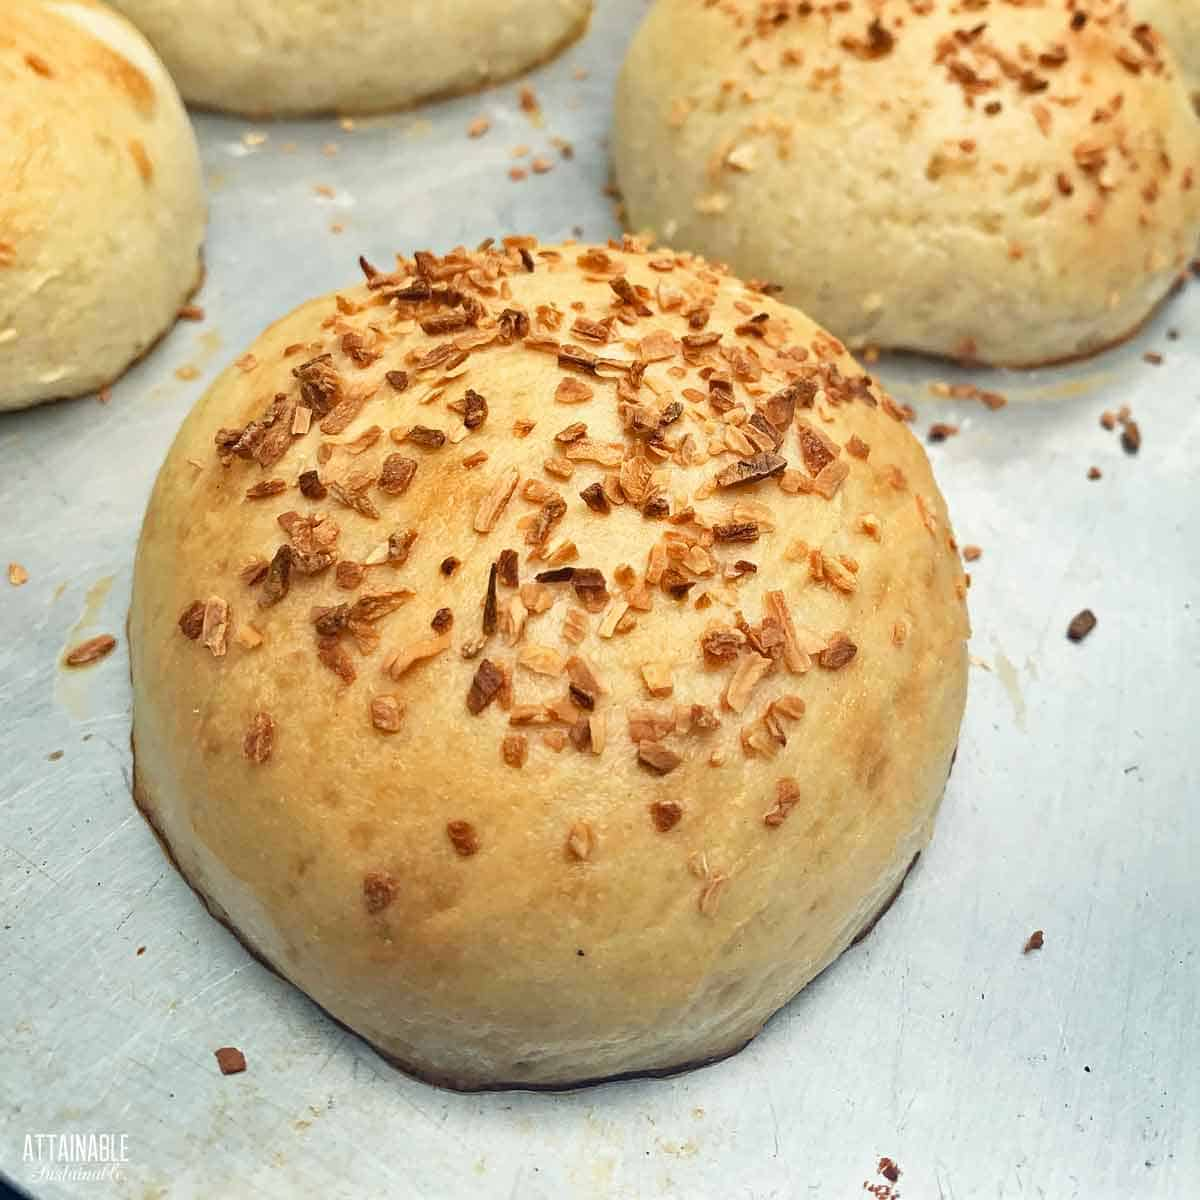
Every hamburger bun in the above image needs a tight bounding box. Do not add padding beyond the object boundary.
[130,237,969,1089]
[0,0,205,411]
[614,0,1200,367]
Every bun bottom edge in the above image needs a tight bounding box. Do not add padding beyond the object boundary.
[128,728,929,1093]
[178,11,593,121]
[859,283,1181,370]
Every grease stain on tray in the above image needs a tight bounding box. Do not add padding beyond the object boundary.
[657,1138,698,1158]
[54,574,114,720]
[993,650,1026,731]
[1002,367,1120,404]
[587,1154,615,1188]
[346,112,404,134]
[162,330,224,399]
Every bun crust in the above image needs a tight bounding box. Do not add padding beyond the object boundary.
[1133,0,1200,109]
[0,0,205,411]
[130,238,969,1090]
[614,0,1200,367]
[107,0,592,117]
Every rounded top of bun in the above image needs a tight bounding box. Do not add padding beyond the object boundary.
[0,0,204,410]
[614,0,1200,366]
[131,236,969,1089]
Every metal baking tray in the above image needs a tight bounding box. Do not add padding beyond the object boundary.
[3,2,1197,1196]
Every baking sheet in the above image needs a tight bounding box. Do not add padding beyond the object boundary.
[2,2,1199,1196]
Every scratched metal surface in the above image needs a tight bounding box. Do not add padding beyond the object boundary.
[2,2,1199,1197]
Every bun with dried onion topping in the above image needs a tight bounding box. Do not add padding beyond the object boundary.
[614,0,1200,367]
[131,237,968,1089]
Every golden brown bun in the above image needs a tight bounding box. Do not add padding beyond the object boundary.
[614,0,1200,368]
[106,0,592,117]
[130,237,969,1090]
[0,0,205,411]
